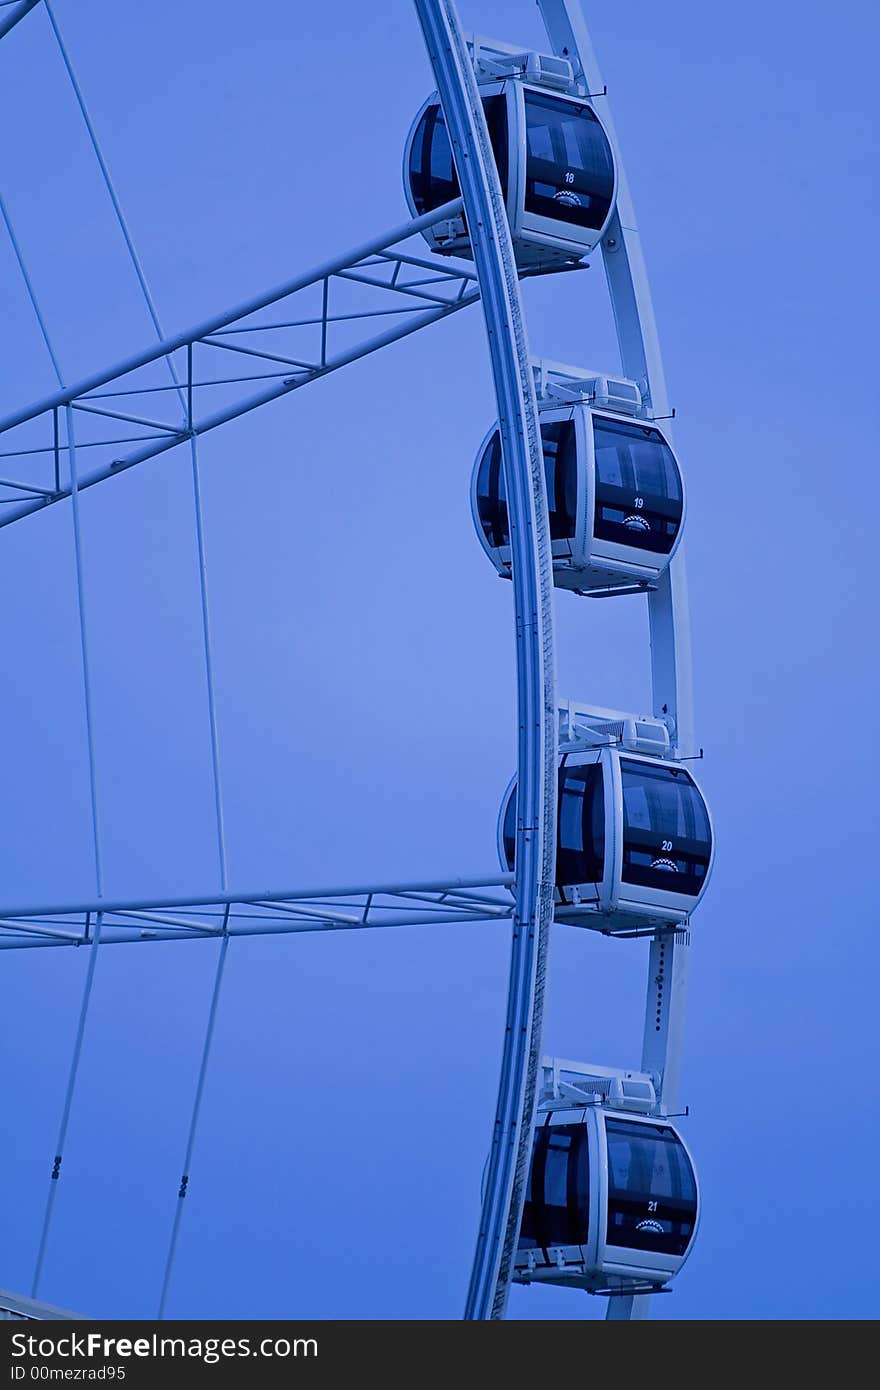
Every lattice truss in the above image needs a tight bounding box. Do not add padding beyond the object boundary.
[0,0,541,1313]
[0,0,608,1325]
[0,227,478,520]
[0,877,515,951]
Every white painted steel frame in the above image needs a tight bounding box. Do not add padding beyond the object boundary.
[0,202,469,522]
[0,1287,85,1322]
[0,0,703,1324]
[0,203,585,526]
[416,0,702,1321]
[538,0,699,1322]
[0,876,516,950]
[412,0,558,1323]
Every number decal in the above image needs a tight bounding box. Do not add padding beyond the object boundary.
[648,1200,658,1212]
[661,840,673,852]
[634,496,644,508]
[564,171,575,184]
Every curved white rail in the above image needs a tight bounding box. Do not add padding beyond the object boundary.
[415,0,702,1322]
[0,0,702,1322]
[412,0,558,1322]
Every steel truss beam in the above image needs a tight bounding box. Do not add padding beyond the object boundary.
[0,874,515,951]
[0,0,41,43]
[0,0,703,1329]
[0,201,583,524]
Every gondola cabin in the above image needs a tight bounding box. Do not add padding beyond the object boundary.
[500,706,713,932]
[515,1059,700,1293]
[404,44,616,268]
[473,364,685,595]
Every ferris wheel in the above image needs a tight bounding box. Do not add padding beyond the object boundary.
[0,0,713,1323]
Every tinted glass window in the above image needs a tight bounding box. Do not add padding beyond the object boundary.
[409,96,508,215]
[503,761,604,888]
[620,760,711,897]
[502,782,517,871]
[605,1119,697,1257]
[557,761,604,886]
[593,416,683,555]
[476,431,508,547]
[520,1122,589,1255]
[524,92,614,231]
[476,420,578,550]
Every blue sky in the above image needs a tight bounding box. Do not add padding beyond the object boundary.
[0,0,877,1320]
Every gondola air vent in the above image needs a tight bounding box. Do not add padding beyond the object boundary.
[470,39,575,92]
[540,1058,658,1114]
[588,375,644,415]
[558,702,672,757]
[531,360,646,416]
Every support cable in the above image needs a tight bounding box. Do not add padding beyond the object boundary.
[1,195,106,1296]
[44,0,229,890]
[189,435,228,891]
[157,919,231,1318]
[64,400,106,896]
[31,914,104,1297]
[0,194,65,387]
[42,0,186,417]
[42,4,235,1309]
[0,197,107,900]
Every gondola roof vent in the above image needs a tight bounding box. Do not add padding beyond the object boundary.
[532,359,647,416]
[559,701,672,757]
[540,1058,658,1114]
[468,37,576,91]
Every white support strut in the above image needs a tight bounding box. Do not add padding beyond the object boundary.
[538,0,699,1322]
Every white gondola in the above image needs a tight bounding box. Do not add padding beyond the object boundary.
[499,703,714,933]
[473,362,685,595]
[514,1059,699,1294]
[404,40,616,268]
